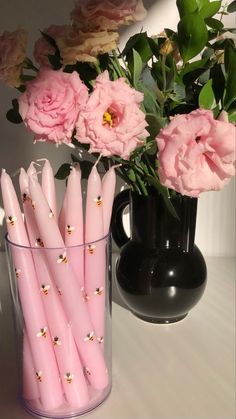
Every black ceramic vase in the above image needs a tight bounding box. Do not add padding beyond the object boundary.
[112,190,207,324]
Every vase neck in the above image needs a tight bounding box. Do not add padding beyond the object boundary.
[130,192,198,252]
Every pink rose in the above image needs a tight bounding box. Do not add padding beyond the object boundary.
[0,29,27,87]
[57,27,119,65]
[75,71,148,159]
[156,109,236,197]
[18,68,88,144]
[71,0,147,31]
[34,25,69,67]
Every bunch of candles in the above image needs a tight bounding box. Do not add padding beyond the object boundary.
[1,159,116,412]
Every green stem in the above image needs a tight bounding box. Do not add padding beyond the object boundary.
[136,173,148,196]
[112,49,127,78]
[117,48,132,80]
[93,61,102,74]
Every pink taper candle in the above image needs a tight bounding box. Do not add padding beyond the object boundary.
[29,176,109,390]
[102,167,117,235]
[85,166,106,345]
[58,189,67,239]
[20,169,89,408]
[40,159,58,220]
[64,166,84,287]
[1,170,64,410]
[23,332,40,401]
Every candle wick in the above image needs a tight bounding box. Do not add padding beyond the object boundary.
[113,164,122,169]
[36,158,48,163]
[32,161,41,168]
[94,154,102,168]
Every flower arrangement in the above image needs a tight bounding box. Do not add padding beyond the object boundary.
[0,0,236,214]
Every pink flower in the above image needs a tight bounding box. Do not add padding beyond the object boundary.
[18,68,88,144]
[75,71,149,159]
[156,109,236,197]
[71,0,147,31]
[0,29,27,87]
[34,25,69,67]
[57,27,119,65]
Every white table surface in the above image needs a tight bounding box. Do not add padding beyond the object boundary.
[0,251,235,419]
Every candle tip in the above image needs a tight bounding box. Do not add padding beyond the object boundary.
[1,168,6,173]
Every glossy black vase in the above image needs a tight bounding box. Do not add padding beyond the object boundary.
[112,190,207,324]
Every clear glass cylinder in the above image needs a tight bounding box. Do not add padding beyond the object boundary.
[5,233,112,419]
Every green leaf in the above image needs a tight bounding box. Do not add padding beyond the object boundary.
[210,64,225,103]
[224,43,236,109]
[228,109,236,123]
[181,58,210,85]
[205,17,224,30]
[144,174,179,219]
[48,54,62,70]
[199,1,221,18]
[177,0,198,17]
[79,161,95,179]
[21,75,35,83]
[196,0,209,9]
[177,12,208,63]
[40,31,58,50]
[127,169,136,183]
[227,0,236,12]
[122,32,153,63]
[132,49,143,87]
[137,81,160,113]
[6,109,23,124]
[55,164,71,180]
[6,99,23,124]
[146,114,166,139]
[199,79,216,109]
[180,58,209,77]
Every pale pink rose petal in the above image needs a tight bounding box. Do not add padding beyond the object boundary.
[75,71,148,160]
[71,0,147,31]
[18,68,89,145]
[156,109,236,197]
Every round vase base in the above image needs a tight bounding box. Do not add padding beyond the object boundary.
[133,312,188,324]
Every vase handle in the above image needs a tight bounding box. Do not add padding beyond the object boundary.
[111,189,130,248]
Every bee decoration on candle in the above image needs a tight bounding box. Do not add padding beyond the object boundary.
[49,209,54,219]
[40,284,50,296]
[94,196,103,206]
[53,336,62,346]
[15,268,22,279]
[84,367,91,376]
[31,200,36,210]
[36,371,43,382]
[35,237,45,248]
[84,331,95,342]
[36,327,47,338]
[66,225,75,235]
[97,336,104,344]
[57,286,63,296]
[22,193,31,204]
[94,287,104,296]
[81,286,89,302]
[7,216,17,226]
[57,252,68,264]
[87,244,96,255]
[64,372,74,384]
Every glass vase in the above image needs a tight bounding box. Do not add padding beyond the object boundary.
[5,233,112,418]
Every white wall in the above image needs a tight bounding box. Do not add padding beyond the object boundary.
[0,0,235,256]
